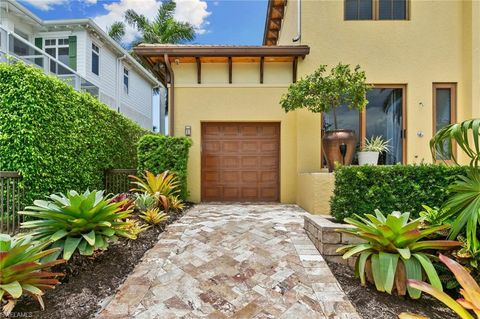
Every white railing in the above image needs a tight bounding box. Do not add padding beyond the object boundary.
[0,26,99,97]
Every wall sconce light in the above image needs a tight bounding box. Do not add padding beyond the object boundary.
[185,125,192,136]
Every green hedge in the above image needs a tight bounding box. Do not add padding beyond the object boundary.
[0,62,147,203]
[137,134,192,200]
[330,164,467,221]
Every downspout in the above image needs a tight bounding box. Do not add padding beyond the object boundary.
[116,55,126,112]
[164,53,175,136]
[292,0,302,42]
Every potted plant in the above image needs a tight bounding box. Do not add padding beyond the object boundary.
[280,63,371,172]
[358,136,391,165]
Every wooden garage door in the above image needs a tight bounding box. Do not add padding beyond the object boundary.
[201,122,280,202]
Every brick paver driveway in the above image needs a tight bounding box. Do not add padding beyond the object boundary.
[98,204,359,319]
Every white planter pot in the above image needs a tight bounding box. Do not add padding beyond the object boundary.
[358,151,379,165]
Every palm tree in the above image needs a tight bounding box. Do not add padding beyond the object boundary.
[107,21,126,44]
[124,0,195,46]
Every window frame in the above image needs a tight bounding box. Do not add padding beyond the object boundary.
[320,84,407,167]
[344,0,410,21]
[91,42,100,76]
[44,37,69,74]
[123,66,129,94]
[432,83,457,162]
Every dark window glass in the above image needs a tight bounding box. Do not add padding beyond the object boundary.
[345,0,373,20]
[379,0,407,20]
[366,88,404,164]
[123,68,129,94]
[435,88,453,160]
[92,54,99,75]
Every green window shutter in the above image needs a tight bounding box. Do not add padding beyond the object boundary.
[34,37,42,49]
[68,36,77,71]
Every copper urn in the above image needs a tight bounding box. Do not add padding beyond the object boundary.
[322,129,356,172]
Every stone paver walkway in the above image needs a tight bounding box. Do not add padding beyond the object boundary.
[98,204,359,319]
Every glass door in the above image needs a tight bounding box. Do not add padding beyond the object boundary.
[365,86,405,164]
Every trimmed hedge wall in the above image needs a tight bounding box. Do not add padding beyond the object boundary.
[330,164,467,221]
[137,134,192,200]
[0,62,147,203]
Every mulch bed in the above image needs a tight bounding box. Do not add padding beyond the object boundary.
[327,261,456,319]
[11,206,191,319]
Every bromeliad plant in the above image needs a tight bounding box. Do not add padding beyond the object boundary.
[134,193,157,211]
[0,234,65,316]
[130,171,182,212]
[140,208,168,225]
[20,190,136,261]
[337,210,461,298]
[404,254,480,319]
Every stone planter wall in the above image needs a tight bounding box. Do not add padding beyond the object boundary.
[304,214,363,268]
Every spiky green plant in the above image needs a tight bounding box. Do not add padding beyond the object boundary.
[130,171,181,212]
[134,192,157,211]
[402,254,480,319]
[0,234,65,316]
[337,210,461,298]
[140,208,168,225]
[361,136,391,153]
[20,190,136,261]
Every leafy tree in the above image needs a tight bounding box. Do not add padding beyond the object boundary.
[123,0,195,46]
[280,63,371,129]
[107,21,126,44]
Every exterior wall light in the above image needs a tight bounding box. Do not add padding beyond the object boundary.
[185,125,192,136]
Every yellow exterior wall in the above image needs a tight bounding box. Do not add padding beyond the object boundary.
[279,0,475,165]
[297,172,334,214]
[172,62,297,203]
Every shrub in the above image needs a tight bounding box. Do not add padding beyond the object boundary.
[330,164,467,221]
[137,135,192,200]
[0,62,147,204]
[338,211,460,298]
[0,234,65,316]
[20,190,136,261]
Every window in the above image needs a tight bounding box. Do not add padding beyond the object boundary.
[91,43,100,75]
[345,0,408,20]
[123,67,129,94]
[433,83,456,161]
[323,85,406,165]
[44,38,70,75]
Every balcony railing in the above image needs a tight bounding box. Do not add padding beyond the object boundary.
[0,26,99,96]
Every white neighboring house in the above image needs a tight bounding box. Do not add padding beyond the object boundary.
[0,0,160,130]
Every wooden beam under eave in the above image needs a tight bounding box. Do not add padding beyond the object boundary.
[292,56,298,83]
[196,57,201,84]
[228,56,232,84]
[260,56,264,84]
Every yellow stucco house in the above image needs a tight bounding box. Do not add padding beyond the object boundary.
[134,0,480,213]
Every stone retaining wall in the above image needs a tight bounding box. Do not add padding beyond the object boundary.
[304,214,363,268]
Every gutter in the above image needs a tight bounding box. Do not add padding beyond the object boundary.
[292,0,301,42]
[163,54,175,136]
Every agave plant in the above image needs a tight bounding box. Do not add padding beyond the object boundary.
[140,208,168,225]
[134,192,157,211]
[0,234,65,316]
[20,190,136,261]
[403,254,480,319]
[130,171,181,212]
[337,210,461,298]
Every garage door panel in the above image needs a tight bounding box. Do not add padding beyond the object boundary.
[222,141,240,153]
[204,141,221,153]
[202,122,279,202]
[241,141,259,152]
[241,156,259,168]
[222,156,240,168]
